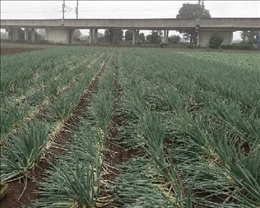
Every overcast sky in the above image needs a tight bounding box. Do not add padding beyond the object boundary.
[1,1,259,39]
[1,1,259,19]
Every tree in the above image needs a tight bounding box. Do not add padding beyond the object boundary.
[209,33,223,49]
[146,30,162,44]
[124,30,145,43]
[139,33,145,42]
[125,30,133,41]
[240,31,258,45]
[74,29,81,40]
[176,3,211,43]
[168,35,181,43]
[104,29,123,44]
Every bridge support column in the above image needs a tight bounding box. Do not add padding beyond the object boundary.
[92,29,98,44]
[31,28,36,42]
[8,28,20,40]
[163,30,169,43]
[197,31,233,47]
[69,29,74,44]
[132,29,139,45]
[45,28,70,44]
[24,28,29,40]
[89,29,93,44]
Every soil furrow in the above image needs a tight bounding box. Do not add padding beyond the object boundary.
[0,54,111,208]
[100,52,136,208]
[1,52,105,143]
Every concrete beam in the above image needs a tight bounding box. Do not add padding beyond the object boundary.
[197,31,233,47]
[45,28,70,44]
[1,18,259,31]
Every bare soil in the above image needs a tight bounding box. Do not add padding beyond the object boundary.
[0,48,43,56]
[0,55,111,208]
[99,53,139,208]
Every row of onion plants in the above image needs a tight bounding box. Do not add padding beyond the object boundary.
[1,48,106,140]
[114,48,259,207]
[32,52,116,208]
[0,49,111,184]
[1,47,92,94]
[112,48,191,207]
[1,47,102,111]
[143,48,259,207]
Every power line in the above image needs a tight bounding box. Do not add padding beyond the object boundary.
[62,0,79,19]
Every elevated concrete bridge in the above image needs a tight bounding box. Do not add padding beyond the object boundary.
[1,18,260,47]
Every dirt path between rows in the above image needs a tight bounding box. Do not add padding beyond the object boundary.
[0,48,44,56]
[99,52,137,208]
[0,54,111,208]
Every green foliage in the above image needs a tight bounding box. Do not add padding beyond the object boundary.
[146,30,162,44]
[176,3,211,19]
[73,29,81,40]
[0,122,50,181]
[32,52,115,207]
[139,33,145,42]
[125,30,145,43]
[116,48,260,207]
[169,35,181,43]
[240,30,259,45]
[104,28,123,44]
[209,33,224,49]
[220,43,254,50]
[177,3,211,43]
[124,30,133,41]
[2,47,260,207]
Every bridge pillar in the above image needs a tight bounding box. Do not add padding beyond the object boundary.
[89,29,93,44]
[69,29,74,44]
[8,28,20,40]
[45,28,70,44]
[95,29,98,43]
[197,31,233,47]
[221,31,233,45]
[31,28,36,42]
[93,29,98,43]
[132,29,139,45]
[24,28,29,40]
[163,30,169,43]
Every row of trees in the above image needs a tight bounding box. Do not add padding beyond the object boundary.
[176,3,259,46]
[103,29,180,44]
[102,3,209,44]
[0,28,180,44]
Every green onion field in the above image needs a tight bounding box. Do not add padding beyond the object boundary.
[1,46,260,208]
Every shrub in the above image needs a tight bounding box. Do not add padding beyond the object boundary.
[169,35,181,44]
[220,44,254,50]
[209,33,223,49]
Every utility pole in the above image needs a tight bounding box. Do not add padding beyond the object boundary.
[198,0,204,6]
[76,0,79,19]
[62,0,65,20]
[197,0,204,19]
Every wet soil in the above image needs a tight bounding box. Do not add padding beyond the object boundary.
[99,53,139,208]
[0,55,111,208]
[0,48,43,56]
